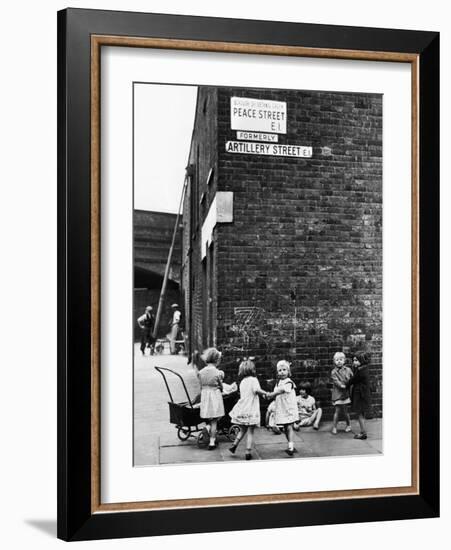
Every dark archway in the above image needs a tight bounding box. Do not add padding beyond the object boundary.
[134,266,181,341]
[134,265,179,291]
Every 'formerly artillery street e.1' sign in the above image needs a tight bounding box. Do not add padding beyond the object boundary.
[229,97,312,158]
[225,141,312,158]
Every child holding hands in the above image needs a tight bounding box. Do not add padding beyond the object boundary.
[198,347,225,450]
[266,360,299,456]
[229,359,268,460]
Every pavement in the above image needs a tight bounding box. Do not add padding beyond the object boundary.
[133,343,382,466]
[133,343,201,466]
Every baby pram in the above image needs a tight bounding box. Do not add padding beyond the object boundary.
[155,366,240,447]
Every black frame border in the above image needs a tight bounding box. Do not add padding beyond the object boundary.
[57,8,439,541]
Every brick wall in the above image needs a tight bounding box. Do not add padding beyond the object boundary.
[183,86,382,418]
[182,88,219,354]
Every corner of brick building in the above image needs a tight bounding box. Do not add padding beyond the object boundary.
[182,86,382,419]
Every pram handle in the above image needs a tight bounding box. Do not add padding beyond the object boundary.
[154,366,195,408]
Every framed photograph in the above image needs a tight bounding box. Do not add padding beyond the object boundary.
[57,8,439,541]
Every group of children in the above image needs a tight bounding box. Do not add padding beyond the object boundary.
[197,347,372,459]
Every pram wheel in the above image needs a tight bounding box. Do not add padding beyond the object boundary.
[155,343,164,354]
[228,424,241,441]
[177,427,191,441]
[197,427,209,448]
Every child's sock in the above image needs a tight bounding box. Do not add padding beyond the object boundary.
[288,441,294,451]
[209,437,215,446]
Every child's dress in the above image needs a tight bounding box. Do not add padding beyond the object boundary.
[349,366,371,414]
[274,378,299,425]
[331,365,353,405]
[266,401,276,428]
[229,376,262,426]
[198,364,225,420]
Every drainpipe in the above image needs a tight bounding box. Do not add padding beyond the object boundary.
[152,175,188,339]
[290,289,297,348]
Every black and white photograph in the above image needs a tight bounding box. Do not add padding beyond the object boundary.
[133,83,383,466]
[0,0,445,545]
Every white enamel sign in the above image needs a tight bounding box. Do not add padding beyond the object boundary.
[230,97,287,134]
[236,131,278,142]
[225,141,312,158]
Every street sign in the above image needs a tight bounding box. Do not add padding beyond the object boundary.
[230,97,287,134]
[237,131,278,143]
[225,141,312,158]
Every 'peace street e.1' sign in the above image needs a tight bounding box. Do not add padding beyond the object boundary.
[230,97,287,134]
[226,141,312,158]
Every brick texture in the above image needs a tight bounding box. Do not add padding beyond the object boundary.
[182,86,382,419]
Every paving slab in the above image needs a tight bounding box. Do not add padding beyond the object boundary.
[159,444,223,465]
[156,422,382,463]
[254,442,300,460]
[134,346,199,465]
[159,430,202,447]
[254,428,305,444]
[219,445,263,462]
[301,437,377,456]
[362,420,383,438]
[366,438,383,453]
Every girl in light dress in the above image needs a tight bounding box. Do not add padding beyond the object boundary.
[266,360,299,456]
[198,347,225,450]
[229,359,268,460]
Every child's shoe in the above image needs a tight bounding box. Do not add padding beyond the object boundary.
[245,452,252,460]
[331,427,337,435]
[354,432,367,440]
[284,448,294,456]
[345,425,352,433]
[229,444,237,454]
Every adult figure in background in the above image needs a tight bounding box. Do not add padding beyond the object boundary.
[137,306,155,356]
[168,303,181,354]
